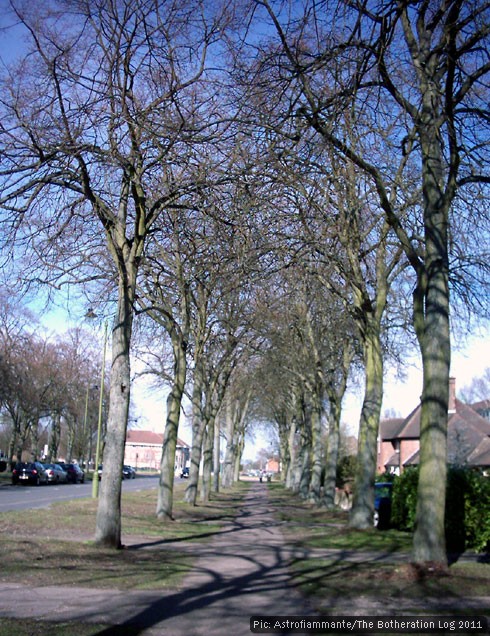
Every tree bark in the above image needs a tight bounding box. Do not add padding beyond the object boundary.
[307,395,323,504]
[200,422,213,503]
[185,363,205,506]
[323,407,340,509]
[95,301,133,548]
[212,414,220,494]
[349,322,384,529]
[412,121,451,565]
[156,337,187,521]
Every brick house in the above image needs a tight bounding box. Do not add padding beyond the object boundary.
[266,458,280,473]
[124,429,190,473]
[377,378,490,474]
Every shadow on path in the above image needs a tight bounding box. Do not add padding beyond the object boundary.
[91,482,314,635]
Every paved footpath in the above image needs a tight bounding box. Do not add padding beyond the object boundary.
[0,483,488,635]
[0,483,316,635]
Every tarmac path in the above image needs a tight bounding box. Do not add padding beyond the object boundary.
[0,482,488,635]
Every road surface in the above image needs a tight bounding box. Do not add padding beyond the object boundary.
[0,474,160,512]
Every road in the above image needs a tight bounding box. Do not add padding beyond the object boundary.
[0,474,160,512]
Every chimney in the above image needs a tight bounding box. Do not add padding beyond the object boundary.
[448,377,456,414]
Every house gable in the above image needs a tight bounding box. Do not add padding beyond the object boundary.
[377,379,490,473]
[124,429,189,471]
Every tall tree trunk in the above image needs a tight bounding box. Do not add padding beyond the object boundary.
[298,401,312,499]
[307,393,323,504]
[222,399,235,489]
[414,303,449,564]
[66,418,75,462]
[201,422,213,502]
[212,414,220,493]
[49,413,61,461]
[156,338,187,521]
[233,438,243,483]
[349,323,384,529]
[323,407,340,509]
[298,439,311,499]
[323,346,352,508]
[412,127,451,565]
[95,303,132,548]
[185,367,205,505]
[277,414,290,483]
[223,391,251,488]
[285,413,298,489]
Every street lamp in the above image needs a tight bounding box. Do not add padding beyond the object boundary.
[82,381,99,464]
[92,320,108,499]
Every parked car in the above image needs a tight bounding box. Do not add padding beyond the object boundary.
[122,465,136,479]
[58,462,85,484]
[43,463,68,484]
[374,482,393,528]
[11,461,48,486]
[181,467,189,478]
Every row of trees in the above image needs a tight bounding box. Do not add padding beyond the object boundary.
[0,298,106,465]
[0,0,488,568]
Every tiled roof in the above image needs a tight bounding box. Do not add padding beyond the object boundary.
[378,418,405,440]
[396,405,421,439]
[379,394,490,467]
[448,401,490,464]
[385,451,400,467]
[403,449,420,466]
[471,398,490,412]
[126,429,189,448]
[467,437,490,466]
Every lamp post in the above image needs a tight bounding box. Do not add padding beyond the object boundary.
[92,320,108,499]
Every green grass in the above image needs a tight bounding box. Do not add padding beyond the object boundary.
[0,619,140,636]
[0,480,250,590]
[268,482,413,552]
[266,482,490,603]
[0,534,192,590]
[292,557,490,600]
[1,477,488,634]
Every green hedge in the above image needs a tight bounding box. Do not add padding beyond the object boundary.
[389,466,490,553]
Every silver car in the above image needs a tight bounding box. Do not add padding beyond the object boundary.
[43,463,68,484]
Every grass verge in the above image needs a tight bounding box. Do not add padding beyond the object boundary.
[0,618,125,636]
[0,480,250,590]
[266,482,490,603]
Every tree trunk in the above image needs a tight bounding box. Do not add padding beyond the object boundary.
[323,405,340,508]
[412,127,451,566]
[49,414,61,461]
[298,439,311,500]
[233,439,243,483]
[349,324,383,529]
[156,338,187,521]
[200,423,213,502]
[95,307,132,548]
[414,320,449,564]
[307,394,323,504]
[323,346,351,508]
[212,414,220,493]
[185,368,205,505]
[222,399,235,489]
[223,392,251,488]
[277,415,290,484]
[298,401,312,499]
[285,414,298,489]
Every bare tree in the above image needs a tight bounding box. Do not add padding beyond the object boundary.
[249,0,490,566]
[459,369,490,405]
[0,0,232,547]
